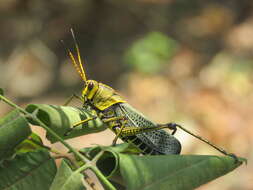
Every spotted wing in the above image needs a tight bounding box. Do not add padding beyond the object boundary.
[116,103,181,155]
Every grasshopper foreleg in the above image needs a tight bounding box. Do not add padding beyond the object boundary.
[64,115,97,136]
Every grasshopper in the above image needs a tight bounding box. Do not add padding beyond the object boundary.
[63,29,237,158]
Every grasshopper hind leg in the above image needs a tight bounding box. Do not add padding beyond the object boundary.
[162,122,179,135]
[165,122,239,162]
[111,123,126,146]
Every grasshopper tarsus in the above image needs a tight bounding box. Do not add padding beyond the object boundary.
[165,122,179,135]
[64,129,72,136]
[226,153,239,163]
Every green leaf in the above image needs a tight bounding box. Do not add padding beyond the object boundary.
[125,32,178,74]
[85,146,246,190]
[118,154,245,190]
[25,104,106,143]
[0,150,57,190]
[0,109,31,160]
[80,143,141,159]
[15,132,48,153]
[106,143,142,154]
[50,160,85,190]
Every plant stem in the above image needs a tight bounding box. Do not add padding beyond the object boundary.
[0,95,27,114]
[0,95,89,163]
[74,150,116,190]
[90,166,116,190]
[1,94,116,189]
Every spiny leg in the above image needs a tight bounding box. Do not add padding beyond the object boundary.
[73,116,97,127]
[63,93,83,106]
[65,113,127,143]
[101,116,127,146]
[64,115,97,136]
[118,124,177,137]
[102,116,126,123]
[116,122,238,162]
[112,123,178,137]
[165,123,238,162]
[111,121,127,146]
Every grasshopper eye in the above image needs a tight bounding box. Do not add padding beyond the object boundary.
[88,82,94,90]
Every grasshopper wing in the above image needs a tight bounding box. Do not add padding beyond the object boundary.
[116,103,181,155]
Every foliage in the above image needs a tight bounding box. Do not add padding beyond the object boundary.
[25,104,105,143]
[0,94,246,190]
[124,32,178,74]
[0,151,56,190]
[49,160,84,190]
[0,110,31,160]
[1,1,253,189]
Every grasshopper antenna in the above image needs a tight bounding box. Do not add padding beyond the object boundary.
[70,28,87,81]
[60,36,86,83]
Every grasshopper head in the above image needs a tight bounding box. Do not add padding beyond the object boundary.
[82,80,126,110]
[82,80,99,102]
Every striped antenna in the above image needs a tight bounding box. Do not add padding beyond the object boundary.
[70,28,87,81]
[61,40,86,82]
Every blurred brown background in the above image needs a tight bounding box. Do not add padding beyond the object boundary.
[0,0,252,189]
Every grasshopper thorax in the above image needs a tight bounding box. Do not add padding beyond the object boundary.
[82,80,126,111]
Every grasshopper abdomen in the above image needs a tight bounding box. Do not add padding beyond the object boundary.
[102,103,181,155]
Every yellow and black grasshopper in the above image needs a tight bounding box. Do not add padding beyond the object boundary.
[63,29,237,158]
